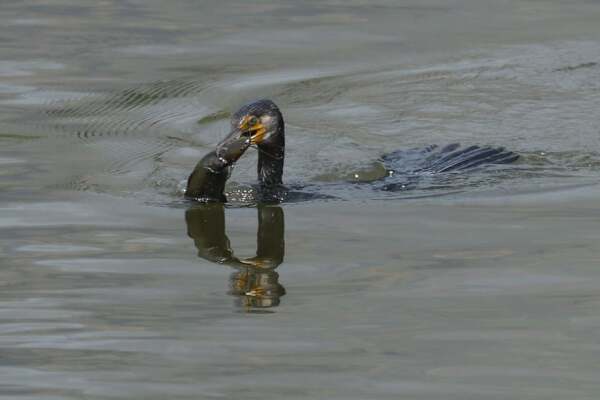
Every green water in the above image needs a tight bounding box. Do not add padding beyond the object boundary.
[2,1,600,398]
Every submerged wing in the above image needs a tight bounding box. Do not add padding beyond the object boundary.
[379,144,519,193]
[382,144,519,174]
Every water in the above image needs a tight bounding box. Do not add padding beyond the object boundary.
[2,0,600,398]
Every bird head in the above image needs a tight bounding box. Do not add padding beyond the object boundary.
[220,99,284,150]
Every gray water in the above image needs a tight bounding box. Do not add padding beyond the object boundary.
[2,1,600,398]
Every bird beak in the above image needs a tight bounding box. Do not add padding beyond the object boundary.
[221,117,268,146]
[249,125,268,145]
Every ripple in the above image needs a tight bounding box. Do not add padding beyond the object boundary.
[0,157,25,165]
[0,60,64,77]
[16,244,103,253]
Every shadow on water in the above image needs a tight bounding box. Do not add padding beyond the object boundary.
[185,204,285,313]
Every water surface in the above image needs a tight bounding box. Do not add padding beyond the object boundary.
[2,1,600,399]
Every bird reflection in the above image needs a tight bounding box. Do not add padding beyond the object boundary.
[185,204,285,311]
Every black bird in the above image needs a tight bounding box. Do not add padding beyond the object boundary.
[185,99,285,202]
[185,99,518,202]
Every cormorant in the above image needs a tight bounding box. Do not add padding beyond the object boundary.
[185,99,518,202]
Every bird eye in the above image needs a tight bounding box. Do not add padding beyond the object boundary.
[247,116,259,127]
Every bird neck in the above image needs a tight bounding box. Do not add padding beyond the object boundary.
[257,124,285,187]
